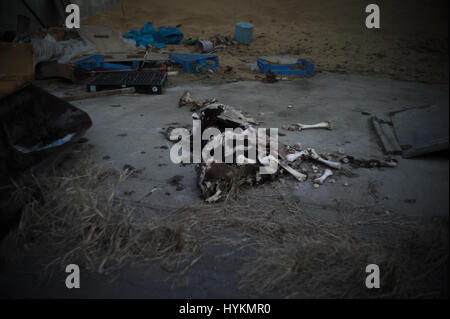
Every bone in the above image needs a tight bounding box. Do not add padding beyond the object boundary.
[296,121,332,131]
[261,155,307,182]
[286,150,309,162]
[381,160,397,167]
[308,148,342,169]
[313,169,333,184]
[205,188,222,203]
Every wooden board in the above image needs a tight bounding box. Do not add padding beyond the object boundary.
[391,104,449,158]
[0,42,35,94]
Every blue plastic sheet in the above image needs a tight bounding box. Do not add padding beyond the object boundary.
[123,22,183,48]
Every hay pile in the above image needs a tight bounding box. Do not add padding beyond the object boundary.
[2,146,448,298]
[5,149,197,275]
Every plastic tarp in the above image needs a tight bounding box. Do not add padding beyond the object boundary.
[123,22,183,48]
[31,34,96,66]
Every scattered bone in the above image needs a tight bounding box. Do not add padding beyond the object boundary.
[313,169,333,185]
[286,150,309,162]
[205,189,222,203]
[308,148,342,169]
[185,93,394,202]
[287,105,293,109]
[262,155,307,182]
[296,121,332,131]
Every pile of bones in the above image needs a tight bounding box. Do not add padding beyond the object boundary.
[177,91,397,203]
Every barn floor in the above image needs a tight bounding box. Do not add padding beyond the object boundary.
[0,71,448,298]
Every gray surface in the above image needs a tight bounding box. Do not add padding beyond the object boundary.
[391,103,449,158]
[63,72,448,218]
[1,71,448,298]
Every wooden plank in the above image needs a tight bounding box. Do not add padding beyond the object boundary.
[371,117,402,155]
[391,104,449,158]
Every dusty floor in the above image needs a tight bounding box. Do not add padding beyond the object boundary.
[0,71,448,298]
[84,0,449,83]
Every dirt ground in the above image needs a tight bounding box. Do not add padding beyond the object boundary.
[84,0,449,83]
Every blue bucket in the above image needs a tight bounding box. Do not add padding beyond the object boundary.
[234,22,254,44]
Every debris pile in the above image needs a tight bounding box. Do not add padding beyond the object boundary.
[174,92,398,203]
[209,34,234,48]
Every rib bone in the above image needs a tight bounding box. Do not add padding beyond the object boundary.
[297,121,332,131]
[308,148,342,169]
[314,169,333,184]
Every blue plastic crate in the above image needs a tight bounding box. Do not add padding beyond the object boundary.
[257,58,314,76]
[169,53,219,73]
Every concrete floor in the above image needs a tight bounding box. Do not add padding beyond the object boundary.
[1,71,448,298]
[67,72,448,218]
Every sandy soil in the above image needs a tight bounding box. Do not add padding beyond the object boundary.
[84,0,449,83]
